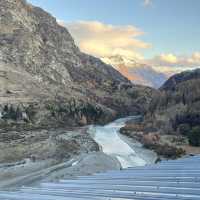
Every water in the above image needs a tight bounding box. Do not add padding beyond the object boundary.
[89,116,156,168]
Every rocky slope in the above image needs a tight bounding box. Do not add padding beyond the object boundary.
[120,68,200,158]
[0,0,156,131]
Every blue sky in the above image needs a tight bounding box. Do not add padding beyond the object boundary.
[28,0,200,73]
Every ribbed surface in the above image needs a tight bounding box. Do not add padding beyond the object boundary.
[0,156,200,200]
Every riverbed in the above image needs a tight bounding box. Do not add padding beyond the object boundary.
[89,116,157,168]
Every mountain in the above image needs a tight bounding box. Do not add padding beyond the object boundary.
[160,68,200,91]
[102,55,167,88]
[119,68,200,159]
[0,0,156,130]
[147,68,200,145]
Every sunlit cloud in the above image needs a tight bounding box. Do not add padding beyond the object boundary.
[188,52,200,64]
[59,20,151,61]
[159,54,178,64]
[148,52,200,74]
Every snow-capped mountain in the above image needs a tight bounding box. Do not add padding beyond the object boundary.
[102,55,167,88]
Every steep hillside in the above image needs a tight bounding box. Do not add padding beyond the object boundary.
[0,0,155,130]
[148,68,200,135]
[120,69,200,159]
[142,68,200,149]
[150,68,200,144]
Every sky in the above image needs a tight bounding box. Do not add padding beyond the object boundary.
[28,0,200,74]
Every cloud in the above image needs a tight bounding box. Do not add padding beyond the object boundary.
[59,20,151,61]
[148,52,200,73]
[149,53,178,67]
[143,0,153,6]
[188,52,200,64]
[159,54,178,64]
[58,20,200,76]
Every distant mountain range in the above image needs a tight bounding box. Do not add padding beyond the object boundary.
[102,55,167,88]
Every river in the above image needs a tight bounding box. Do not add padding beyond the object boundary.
[89,116,157,168]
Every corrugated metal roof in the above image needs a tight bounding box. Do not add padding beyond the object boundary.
[0,155,200,200]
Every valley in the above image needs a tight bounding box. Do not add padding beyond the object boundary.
[0,0,200,198]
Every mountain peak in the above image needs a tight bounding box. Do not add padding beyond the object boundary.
[102,55,167,88]
[102,55,137,67]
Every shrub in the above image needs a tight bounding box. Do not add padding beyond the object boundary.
[188,126,200,146]
[178,123,191,135]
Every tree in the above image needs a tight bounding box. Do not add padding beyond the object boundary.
[178,123,190,135]
[188,126,200,147]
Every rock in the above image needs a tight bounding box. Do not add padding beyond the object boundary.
[78,115,87,126]
[142,133,160,146]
